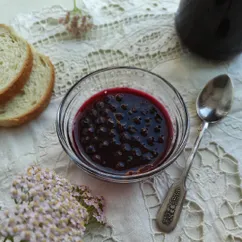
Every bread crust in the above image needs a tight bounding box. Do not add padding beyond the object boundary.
[0,55,55,127]
[0,24,33,103]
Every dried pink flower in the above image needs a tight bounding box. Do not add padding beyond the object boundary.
[58,2,93,38]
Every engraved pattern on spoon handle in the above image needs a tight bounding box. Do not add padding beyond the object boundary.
[156,181,186,233]
[157,122,208,233]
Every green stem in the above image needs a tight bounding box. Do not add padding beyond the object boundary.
[73,0,78,10]
[73,0,82,15]
[3,236,14,242]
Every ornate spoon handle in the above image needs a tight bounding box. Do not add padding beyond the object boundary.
[156,180,186,233]
[157,122,209,233]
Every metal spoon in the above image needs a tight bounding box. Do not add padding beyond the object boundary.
[156,74,233,233]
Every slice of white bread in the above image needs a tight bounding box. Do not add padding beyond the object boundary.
[0,52,55,127]
[0,24,33,102]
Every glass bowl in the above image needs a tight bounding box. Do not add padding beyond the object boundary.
[56,67,190,183]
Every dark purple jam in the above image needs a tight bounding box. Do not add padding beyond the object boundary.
[73,88,173,173]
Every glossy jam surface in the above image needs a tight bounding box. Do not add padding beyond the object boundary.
[73,88,173,173]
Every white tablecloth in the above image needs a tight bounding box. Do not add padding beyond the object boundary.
[0,0,242,241]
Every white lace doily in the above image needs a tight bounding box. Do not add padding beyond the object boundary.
[0,1,242,241]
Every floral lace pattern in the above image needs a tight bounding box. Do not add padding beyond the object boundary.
[0,0,241,241]
[141,143,242,241]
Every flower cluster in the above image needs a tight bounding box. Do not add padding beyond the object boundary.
[59,4,93,38]
[72,186,105,225]
[0,167,105,242]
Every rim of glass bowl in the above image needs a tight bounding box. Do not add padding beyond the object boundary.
[56,66,190,183]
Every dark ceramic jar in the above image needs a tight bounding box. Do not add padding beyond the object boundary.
[176,0,242,60]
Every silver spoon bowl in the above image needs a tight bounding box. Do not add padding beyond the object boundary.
[156,74,233,233]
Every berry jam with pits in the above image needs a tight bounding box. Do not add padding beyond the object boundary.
[73,88,173,173]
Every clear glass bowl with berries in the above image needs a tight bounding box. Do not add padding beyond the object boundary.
[56,67,190,183]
